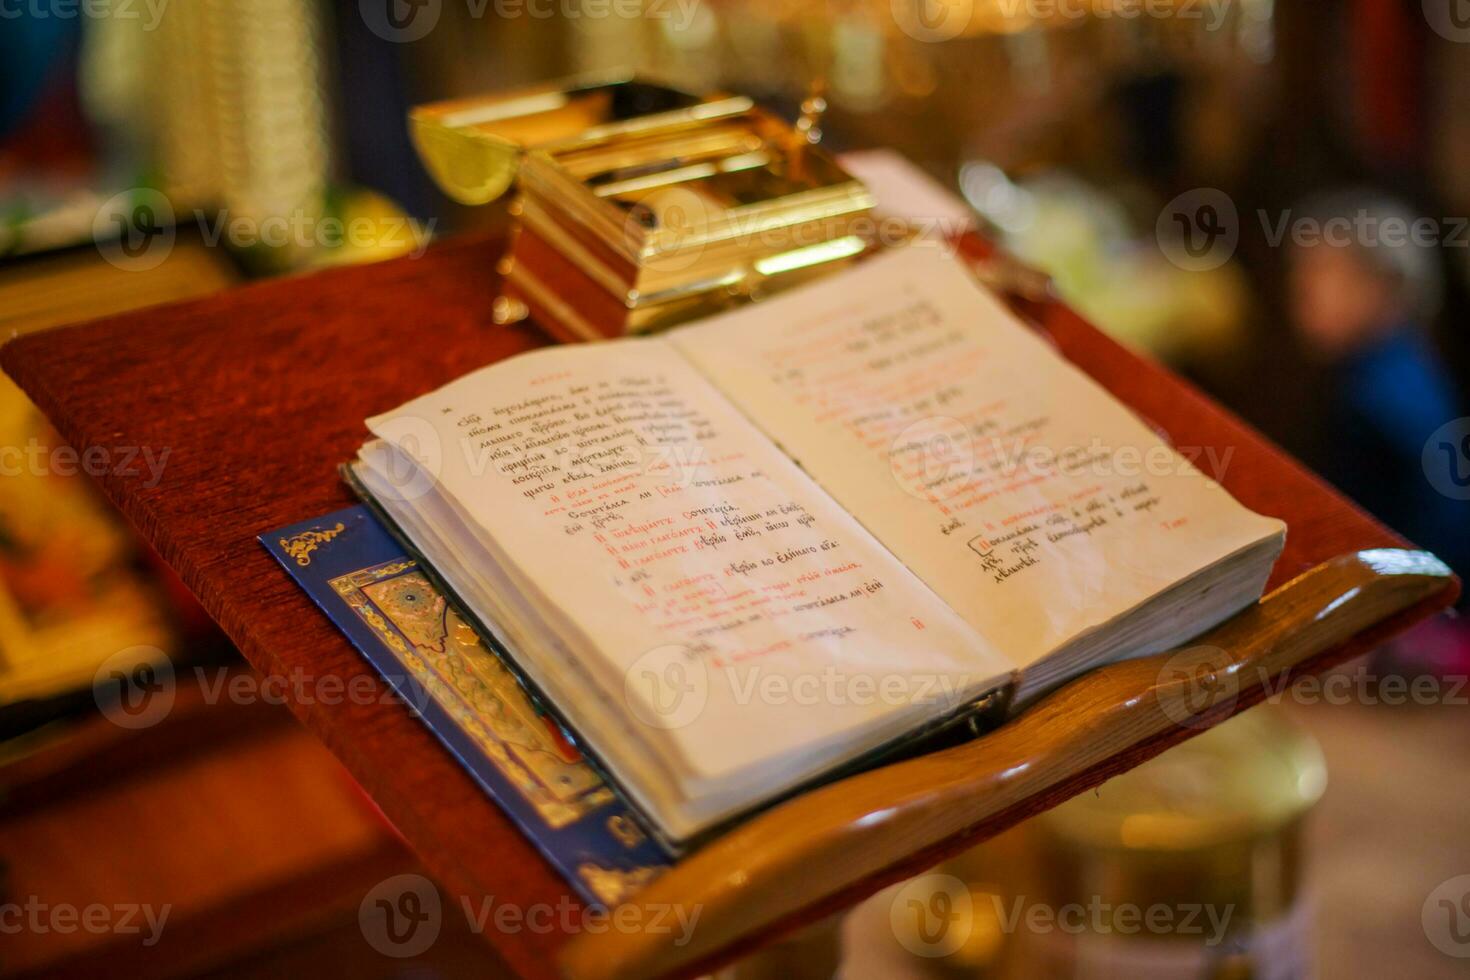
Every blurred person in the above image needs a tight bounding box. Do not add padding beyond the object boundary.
[1286,189,1470,672]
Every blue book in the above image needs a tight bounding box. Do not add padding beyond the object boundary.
[261,506,670,906]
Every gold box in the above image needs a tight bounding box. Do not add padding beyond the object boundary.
[410,72,877,342]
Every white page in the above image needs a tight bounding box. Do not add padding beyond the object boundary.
[366,339,1010,791]
[672,246,1285,667]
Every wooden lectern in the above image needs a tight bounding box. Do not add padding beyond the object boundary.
[2,232,1457,979]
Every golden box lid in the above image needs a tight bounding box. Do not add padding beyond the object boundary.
[410,72,752,206]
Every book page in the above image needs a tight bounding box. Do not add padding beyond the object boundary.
[365,339,1009,789]
[671,246,1284,666]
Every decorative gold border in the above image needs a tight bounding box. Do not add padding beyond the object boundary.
[279,522,345,566]
[577,863,664,907]
[330,559,613,827]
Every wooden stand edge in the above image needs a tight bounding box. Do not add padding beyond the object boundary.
[559,549,1457,980]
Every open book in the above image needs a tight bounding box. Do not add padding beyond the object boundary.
[349,246,1284,850]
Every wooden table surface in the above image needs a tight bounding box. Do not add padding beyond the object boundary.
[1,233,1454,978]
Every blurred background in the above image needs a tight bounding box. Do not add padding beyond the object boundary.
[1,1,1468,977]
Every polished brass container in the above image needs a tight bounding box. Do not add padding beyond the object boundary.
[925,708,1327,978]
[410,72,876,342]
